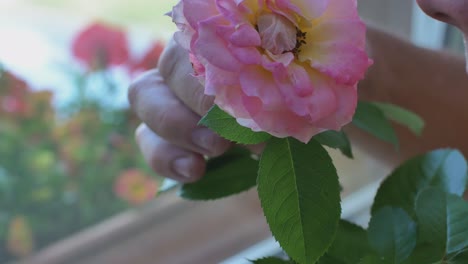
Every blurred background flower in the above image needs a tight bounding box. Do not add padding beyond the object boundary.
[114,169,159,205]
[6,216,35,258]
[72,23,130,70]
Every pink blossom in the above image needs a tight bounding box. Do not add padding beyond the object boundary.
[171,0,372,142]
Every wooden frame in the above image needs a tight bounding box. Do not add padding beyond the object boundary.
[19,190,272,264]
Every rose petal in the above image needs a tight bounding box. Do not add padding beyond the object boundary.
[301,42,372,85]
[319,0,359,20]
[308,20,366,48]
[195,16,242,71]
[239,66,284,109]
[182,0,219,30]
[204,63,239,95]
[290,0,329,20]
[229,23,261,47]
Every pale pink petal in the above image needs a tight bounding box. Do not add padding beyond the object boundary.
[230,46,262,64]
[242,95,322,143]
[318,0,359,20]
[171,1,194,49]
[273,62,314,116]
[308,20,366,48]
[301,42,372,85]
[229,23,261,47]
[216,0,252,24]
[257,12,297,55]
[265,0,300,27]
[289,0,329,20]
[306,85,337,123]
[239,66,284,109]
[182,0,219,30]
[194,16,242,72]
[314,84,357,130]
[214,85,251,119]
[204,63,239,95]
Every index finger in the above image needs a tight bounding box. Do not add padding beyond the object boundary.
[158,38,214,117]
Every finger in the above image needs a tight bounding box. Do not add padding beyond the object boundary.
[135,124,206,183]
[128,70,230,157]
[158,38,214,116]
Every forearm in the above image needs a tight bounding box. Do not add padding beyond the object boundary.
[347,27,468,167]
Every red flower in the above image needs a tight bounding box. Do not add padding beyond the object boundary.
[131,41,165,73]
[0,71,30,115]
[72,23,129,70]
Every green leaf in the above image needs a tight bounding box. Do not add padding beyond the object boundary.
[449,248,468,264]
[359,254,391,264]
[372,149,467,217]
[317,254,346,264]
[320,220,370,264]
[371,102,425,135]
[368,207,417,264]
[258,138,341,264]
[251,257,294,264]
[352,101,398,147]
[314,130,353,158]
[402,243,445,264]
[199,105,271,144]
[179,147,257,200]
[415,188,468,256]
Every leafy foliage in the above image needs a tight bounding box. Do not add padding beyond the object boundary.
[200,105,271,144]
[415,188,468,255]
[258,138,341,264]
[314,130,353,158]
[371,102,424,135]
[179,147,258,200]
[368,207,417,263]
[372,149,467,216]
[352,101,398,147]
[251,257,295,264]
[318,221,370,263]
[253,145,468,264]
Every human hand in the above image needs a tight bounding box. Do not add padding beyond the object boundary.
[128,38,232,183]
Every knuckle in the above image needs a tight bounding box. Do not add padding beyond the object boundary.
[151,102,180,136]
[159,43,188,78]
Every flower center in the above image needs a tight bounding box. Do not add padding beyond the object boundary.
[257,13,297,55]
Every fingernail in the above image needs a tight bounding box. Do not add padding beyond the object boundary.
[173,156,194,179]
[192,128,221,155]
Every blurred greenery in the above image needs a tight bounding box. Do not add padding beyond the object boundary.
[0,21,163,262]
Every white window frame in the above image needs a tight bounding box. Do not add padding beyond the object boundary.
[410,1,448,50]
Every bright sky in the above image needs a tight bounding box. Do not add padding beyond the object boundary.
[0,0,177,109]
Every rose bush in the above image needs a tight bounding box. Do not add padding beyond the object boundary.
[171,0,372,142]
[0,22,166,262]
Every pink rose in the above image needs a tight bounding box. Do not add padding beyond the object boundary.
[171,0,372,143]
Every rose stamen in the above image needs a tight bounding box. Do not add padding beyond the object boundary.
[292,29,307,55]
